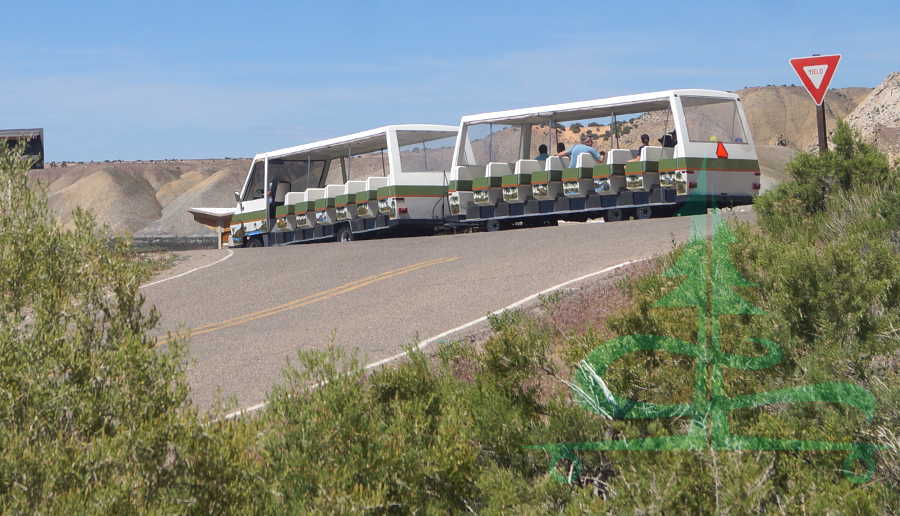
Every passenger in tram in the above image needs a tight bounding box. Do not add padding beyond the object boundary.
[557,142,566,154]
[637,133,651,155]
[658,130,677,148]
[534,144,550,161]
[598,150,607,164]
[267,176,285,218]
[627,134,652,162]
[557,133,603,165]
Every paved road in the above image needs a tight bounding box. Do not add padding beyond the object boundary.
[141,209,754,412]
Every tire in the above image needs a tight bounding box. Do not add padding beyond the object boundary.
[603,208,624,222]
[336,226,354,242]
[485,219,501,232]
[635,206,652,220]
[246,237,263,248]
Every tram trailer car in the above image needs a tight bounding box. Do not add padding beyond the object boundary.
[230,125,459,247]
[447,89,759,228]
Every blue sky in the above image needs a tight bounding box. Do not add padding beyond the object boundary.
[3,0,897,162]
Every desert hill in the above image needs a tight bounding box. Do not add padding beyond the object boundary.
[136,164,250,237]
[740,86,872,151]
[28,75,900,238]
[30,159,251,236]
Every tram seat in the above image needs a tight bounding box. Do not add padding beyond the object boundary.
[345,180,366,194]
[486,162,514,177]
[639,146,675,162]
[634,147,675,174]
[515,159,543,175]
[366,176,389,190]
[324,184,345,201]
[608,149,635,164]
[545,156,570,171]
[574,153,599,168]
[284,191,305,206]
[273,182,290,203]
[452,165,486,180]
[305,188,326,202]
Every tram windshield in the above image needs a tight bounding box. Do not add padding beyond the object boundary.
[680,97,748,144]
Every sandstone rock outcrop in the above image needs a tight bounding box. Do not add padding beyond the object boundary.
[846,71,900,165]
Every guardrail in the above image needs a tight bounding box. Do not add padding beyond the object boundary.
[130,236,220,251]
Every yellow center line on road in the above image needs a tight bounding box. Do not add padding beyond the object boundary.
[155,256,460,347]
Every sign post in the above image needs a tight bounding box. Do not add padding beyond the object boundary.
[790,54,841,154]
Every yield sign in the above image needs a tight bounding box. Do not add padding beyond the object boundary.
[790,54,841,105]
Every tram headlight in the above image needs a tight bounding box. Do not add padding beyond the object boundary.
[357,203,369,217]
[563,181,579,195]
[626,174,644,189]
[378,198,390,215]
[315,210,327,223]
[474,190,489,203]
[336,206,348,220]
[533,183,548,197]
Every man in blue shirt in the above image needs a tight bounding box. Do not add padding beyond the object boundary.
[534,144,550,161]
[558,133,603,167]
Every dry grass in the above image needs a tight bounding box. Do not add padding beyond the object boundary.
[534,259,660,339]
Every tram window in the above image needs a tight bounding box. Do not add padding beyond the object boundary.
[460,123,520,166]
[681,97,748,144]
[243,160,266,201]
[398,133,455,173]
[266,159,325,193]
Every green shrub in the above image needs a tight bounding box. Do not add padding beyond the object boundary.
[0,138,264,514]
[755,119,895,218]
[577,122,900,512]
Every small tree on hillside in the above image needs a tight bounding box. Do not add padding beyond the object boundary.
[756,119,895,217]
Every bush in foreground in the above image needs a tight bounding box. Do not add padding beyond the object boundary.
[0,141,263,514]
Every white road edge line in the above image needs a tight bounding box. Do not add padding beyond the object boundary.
[223,258,648,420]
[141,249,234,289]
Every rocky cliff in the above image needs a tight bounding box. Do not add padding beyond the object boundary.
[846,71,900,164]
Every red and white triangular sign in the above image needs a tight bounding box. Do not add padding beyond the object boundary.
[790,54,841,105]
[715,141,728,159]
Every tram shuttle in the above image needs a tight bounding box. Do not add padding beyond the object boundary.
[229,90,759,247]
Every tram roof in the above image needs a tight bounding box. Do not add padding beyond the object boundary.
[459,90,741,126]
[256,124,458,162]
